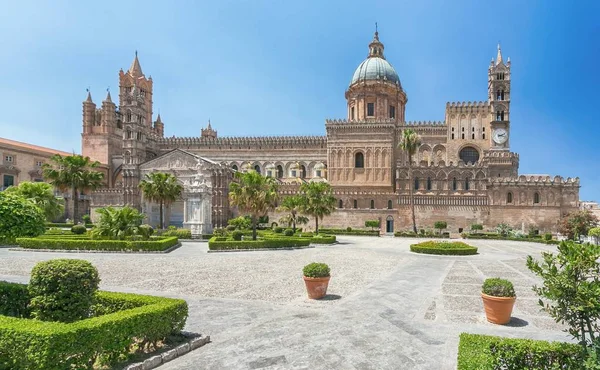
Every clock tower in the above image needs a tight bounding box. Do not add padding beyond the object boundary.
[488,44,511,150]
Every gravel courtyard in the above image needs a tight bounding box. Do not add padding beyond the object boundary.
[0,237,571,369]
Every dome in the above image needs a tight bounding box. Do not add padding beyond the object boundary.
[350,57,401,87]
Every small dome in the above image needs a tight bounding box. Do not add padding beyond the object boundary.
[265,163,275,170]
[314,162,326,170]
[350,57,401,87]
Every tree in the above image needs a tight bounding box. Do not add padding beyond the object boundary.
[526,241,600,361]
[42,154,104,223]
[496,223,512,237]
[277,195,307,233]
[558,210,599,240]
[5,181,64,221]
[92,206,145,240]
[228,216,251,230]
[398,129,421,233]
[0,192,46,243]
[589,227,600,245]
[365,220,380,231]
[138,172,183,229]
[471,224,483,234]
[228,170,279,240]
[298,182,336,235]
[434,221,447,235]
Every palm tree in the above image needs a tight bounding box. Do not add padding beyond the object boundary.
[277,195,308,233]
[298,182,336,235]
[229,170,278,240]
[5,181,64,221]
[42,154,104,223]
[138,172,183,229]
[92,206,145,240]
[398,129,422,233]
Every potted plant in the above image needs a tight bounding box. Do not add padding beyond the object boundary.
[481,278,516,324]
[302,262,330,299]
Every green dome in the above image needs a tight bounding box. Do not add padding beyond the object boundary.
[350,57,401,87]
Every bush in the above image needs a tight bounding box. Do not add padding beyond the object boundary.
[16,236,179,252]
[81,215,91,224]
[543,233,552,241]
[137,224,154,240]
[0,282,30,318]
[208,237,311,250]
[303,262,330,278]
[462,233,559,244]
[410,241,478,255]
[470,224,483,232]
[92,206,144,240]
[212,227,226,237]
[346,227,352,232]
[28,259,100,322]
[273,226,283,233]
[225,225,236,231]
[45,222,75,228]
[319,228,379,236]
[309,235,336,244]
[231,230,243,241]
[70,224,87,235]
[0,192,46,243]
[457,333,585,370]
[161,228,191,239]
[394,230,448,238]
[434,221,447,232]
[0,284,188,370]
[482,278,515,298]
[419,228,425,235]
[284,228,294,236]
[365,220,380,230]
[228,216,251,230]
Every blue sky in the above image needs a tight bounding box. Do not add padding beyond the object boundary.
[0,1,598,200]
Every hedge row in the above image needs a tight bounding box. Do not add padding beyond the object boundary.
[308,235,337,244]
[45,223,94,228]
[457,333,585,370]
[394,231,450,238]
[0,283,188,370]
[318,228,380,236]
[208,237,311,250]
[410,241,478,255]
[0,282,30,318]
[263,234,337,244]
[16,236,179,252]
[462,233,560,245]
[160,228,192,239]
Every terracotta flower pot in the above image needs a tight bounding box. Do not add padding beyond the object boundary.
[303,276,330,299]
[481,292,516,325]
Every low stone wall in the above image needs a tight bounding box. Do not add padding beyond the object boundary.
[124,333,210,370]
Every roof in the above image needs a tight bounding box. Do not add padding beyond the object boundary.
[0,137,73,157]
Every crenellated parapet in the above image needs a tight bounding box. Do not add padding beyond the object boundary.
[489,175,580,186]
[403,120,445,126]
[446,101,490,110]
[326,118,396,125]
[158,135,327,150]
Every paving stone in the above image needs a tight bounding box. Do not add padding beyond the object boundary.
[175,343,190,356]
[142,355,162,370]
[161,349,178,362]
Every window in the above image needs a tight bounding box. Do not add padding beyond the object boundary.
[316,170,322,177]
[389,105,396,119]
[387,200,393,210]
[277,165,283,178]
[482,127,486,140]
[472,127,475,140]
[291,170,297,177]
[338,199,343,208]
[534,192,540,204]
[465,177,470,191]
[367,103,375,117]
[351,107,355,120]
[370,200,375,209]
[462,133,465,139]
[36,161,43,167]
[496,111,505,121]
[427,177,432,191]
[355,152,364,168]
[414,177,419,190]
[452,177,457,191]
[507,192,513,204]
[3,175,14,189]
[5,155,13,163]
[300,165,306,179]
[232,164,238,171]
[496,73,505,80]
[254,165,261,174]
[353,199,358,209]
[459,146,480,164]
[126,111,132,122]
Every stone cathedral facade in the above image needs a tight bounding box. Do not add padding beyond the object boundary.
[83,32,579,235]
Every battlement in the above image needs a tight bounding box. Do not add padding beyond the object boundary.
[158,135,327,148]
[446,101,489,108]
[325,118,396,124]
[490,175,580,186]
[483,151,519,159]
[404,121,445,126]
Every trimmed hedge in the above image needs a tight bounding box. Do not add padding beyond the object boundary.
[394,231,449,238]
[309,235,337,244]
[457,333,585,370]
[208,237,311,250]
[410,241,478,255]
[160,228,192,239]
[16,236,179,252]
[0,283,188,370]
[0,282,30,318]
[319,228,379,236]
[462,233,559,245]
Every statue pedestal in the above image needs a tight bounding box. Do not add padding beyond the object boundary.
[183,196,212,237]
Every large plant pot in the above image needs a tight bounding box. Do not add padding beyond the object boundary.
[481,292,516,324]
[303,276,330,299]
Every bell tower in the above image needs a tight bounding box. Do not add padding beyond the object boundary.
[488,44,511,150]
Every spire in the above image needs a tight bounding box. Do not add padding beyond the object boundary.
[207,119,212,130]
[128,50,144,77]
[156,113,162,124]
[104,88,112,103]
[496,43,503,65]
[85,89,93,103]
[368,24,385,59]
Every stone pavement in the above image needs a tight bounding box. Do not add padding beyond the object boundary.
[0,237,571,369]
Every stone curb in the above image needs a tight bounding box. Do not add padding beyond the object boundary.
[207,245,315,253]
[8,243,182,254]
[123,334,210,370]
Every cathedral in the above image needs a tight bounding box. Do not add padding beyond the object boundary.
[83,31,579,236]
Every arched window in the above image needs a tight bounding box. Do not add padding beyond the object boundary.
[459,146,480,164]
[353,199,358,209]
[534,192,540,204]
[507,192,513,204]
[254,165,260,174]
[465,177,470,191]
[126,110,132,122]
[387,200,393,210]
[427,177,432,191]
[300,165,306,179]
[496,111,505,121]
[355,152,364,168]
[370,200,375,209]
[452,177,457,191]
[338,199,343,208]
[414,177,420,190]
[277,165,283,178]
[232,164,238,171]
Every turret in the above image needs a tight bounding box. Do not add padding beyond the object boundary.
[201,120,217,139]
[100,90,116,132]
[154,114,164,137]
[82,90,96,133]
[488,43,511,150]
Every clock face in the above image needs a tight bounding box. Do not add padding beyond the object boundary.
[493,128,508,144]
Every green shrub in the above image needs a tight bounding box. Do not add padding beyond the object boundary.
[0,282,30,318]
[232,230,243,241]
[161,228,192,239]
[303,262,330,278]
[434,221,447,232]
[274,226,283,233]
[543,233,552,241]
[228,216,251,230]
[45,222,75,228]
[457,333,585,370]
[482,278,515,298]
[28,259,100,322]
[319,228,379,236]
[462,233,559,244]
[225,225,236,231]
[81,215,91,224]
[137,224,154,240]
[346,227,352,232]
[394,230,448,238]
[0,192,46,243]
[410,241,478,255]
[470,224,483,232]
[70,224,87,235]
[284,228,294,236]
[365,220,380,230]
[208,237,311,250]
[0,287,188,370]
[297,232,314,238]
[212,227,226,237]
[310,235,336,244]
[16,236,178,252]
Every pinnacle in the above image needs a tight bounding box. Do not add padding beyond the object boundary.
[85,90,93,103]
[128,51,144,77]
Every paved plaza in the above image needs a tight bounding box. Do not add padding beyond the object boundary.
[0,237,570,369]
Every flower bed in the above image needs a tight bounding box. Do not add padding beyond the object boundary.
[208,236,311,250]
[410,241,478,255]
[457,333,584,370]
[0,282,188,370]
[462,233,559,244]
[15,236,179,252]
[318,228,379,236]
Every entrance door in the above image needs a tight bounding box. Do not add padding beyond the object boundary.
[386,215,394,233]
